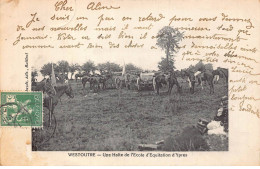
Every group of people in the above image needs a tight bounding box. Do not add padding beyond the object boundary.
[197,95,229,135]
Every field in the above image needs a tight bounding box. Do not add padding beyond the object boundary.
[32,77,228,151]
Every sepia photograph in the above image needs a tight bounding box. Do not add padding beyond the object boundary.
[31,26,229,151]
[0,0,259,165]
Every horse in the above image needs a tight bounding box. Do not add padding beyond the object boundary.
[217,67,228,84]
[201,70,215,94]
[96,73,112,90]
[32,79,74,126]
[82,75,100,92]
[31,78,47,91]
[168,72,182,95]
[154,74,168,95]
[75,73,86,82]
[82,76,89,89]
[43,84,74,126]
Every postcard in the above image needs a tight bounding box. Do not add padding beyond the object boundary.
[0,0,259,165]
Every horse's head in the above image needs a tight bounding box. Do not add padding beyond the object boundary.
[65,84,74,98]
[180,69,187,78]
[156,74,167,85]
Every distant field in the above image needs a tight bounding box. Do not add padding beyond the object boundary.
[33,77,228,151]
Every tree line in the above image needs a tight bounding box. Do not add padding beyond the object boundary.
[32,26,184,81]
[32,61,143,80]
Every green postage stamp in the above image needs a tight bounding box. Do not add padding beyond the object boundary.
[0,92,42,127]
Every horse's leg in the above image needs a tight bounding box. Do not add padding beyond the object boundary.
[156,84,160,95]
[192,81,195,94]
[211,80,214,93]
[208,77,214,94]
[168,83,173,95]
[176,81,181,93]
[103,82,106,89]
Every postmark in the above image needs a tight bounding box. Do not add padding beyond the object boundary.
[0,91,42,127]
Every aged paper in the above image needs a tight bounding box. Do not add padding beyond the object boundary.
[0,0,260,166]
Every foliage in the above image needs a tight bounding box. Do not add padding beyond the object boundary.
[156,26,183,71]
[82,60,96,74]
[158,57,175,72]
[97,62,122,74]
[125,63,142,73]
[57,60,70,74]
[40,63,58,78]
[69,63,80,79]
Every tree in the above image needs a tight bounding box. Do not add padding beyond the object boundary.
[69,63,80,79]
[156,26,183,71]
[97,63,107,74]
[97,62,122,74]
[40,63,58,78]
[158,57,175,72]
[31,67,38,82]
[125,63,142,73]
[82,60,96,74]
[57,60,69,75]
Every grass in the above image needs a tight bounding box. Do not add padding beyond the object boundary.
[32,78,228,151]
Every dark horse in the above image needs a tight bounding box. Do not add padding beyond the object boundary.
[181,69,215,94]
[44,84,74,126]
[201,71,215,94]
[98,73,112,89]
[32,81,74,126]
[168,72,182,94]
[82,75,100,92]
[154,74,167,95]
[75,73,86,82]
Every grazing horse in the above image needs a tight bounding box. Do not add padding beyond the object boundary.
[154,74,168,95]
[168,72,182,95]
[181,69,196,94]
